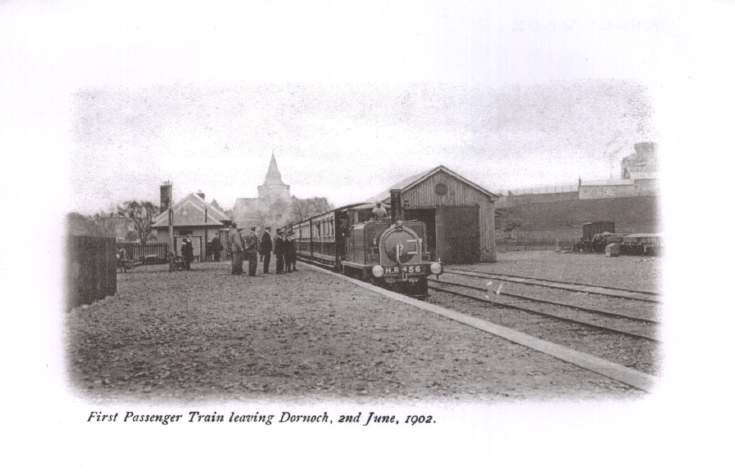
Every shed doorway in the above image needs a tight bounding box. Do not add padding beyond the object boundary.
[435,205,480,264]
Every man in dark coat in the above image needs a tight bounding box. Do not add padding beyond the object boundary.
[229,224,244,275]
[182,238,194,270]
[285,230,297,272]
[274,229,285,274]
[283,232,292,273]
[290,231,297,272]
[260,226,273,274]
[244,226,259,276]
[211,236,222,262]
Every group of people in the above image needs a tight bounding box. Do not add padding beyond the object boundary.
[229,224,297,276]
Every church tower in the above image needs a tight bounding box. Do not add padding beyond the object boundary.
[257,152,291,205]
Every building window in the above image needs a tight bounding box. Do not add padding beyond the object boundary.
[435,183,448,196]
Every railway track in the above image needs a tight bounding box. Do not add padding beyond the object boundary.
[454,269,660,296]
[428,280,658,342]
[430,277,658,324]
[444,269,661,303]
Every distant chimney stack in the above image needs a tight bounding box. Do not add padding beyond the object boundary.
[160,181,172,211]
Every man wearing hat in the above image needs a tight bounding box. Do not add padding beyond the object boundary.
[244,226,260,277]
[229,223,244,275]
[285,229,296,272]
[274,228,286,274]
[259,226,273,274]
[290,231,298,272]
[182,237,194,271]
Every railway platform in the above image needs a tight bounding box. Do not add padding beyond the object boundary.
[67,260,642,400]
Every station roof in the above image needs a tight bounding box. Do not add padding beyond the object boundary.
[363,165,498,204]
[152,192,229,228]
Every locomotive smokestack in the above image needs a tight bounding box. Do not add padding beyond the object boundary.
[390,189,403,222]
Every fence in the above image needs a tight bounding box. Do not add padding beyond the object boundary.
[506,183,579,195]
[66,235,117,311]
[497,238,576,252]
[117,241,169,263]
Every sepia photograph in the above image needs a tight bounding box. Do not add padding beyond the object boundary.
[66,82,659,401]
[2,0,733,474]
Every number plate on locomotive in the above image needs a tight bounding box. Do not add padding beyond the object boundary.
[386,265,423,274]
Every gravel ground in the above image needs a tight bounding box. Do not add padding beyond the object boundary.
[66,261,640,401]
[458,250,661,292]
[427,286,659,375]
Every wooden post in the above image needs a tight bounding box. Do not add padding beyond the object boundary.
[204,207,208,263]
[168,184,175,272]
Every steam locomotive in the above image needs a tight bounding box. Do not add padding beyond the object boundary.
[290,190,443,297]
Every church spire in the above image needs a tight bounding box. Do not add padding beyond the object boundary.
[264,152,284,185]
[257,151,291,205]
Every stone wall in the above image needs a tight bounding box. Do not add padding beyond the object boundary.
[495,195,659,249]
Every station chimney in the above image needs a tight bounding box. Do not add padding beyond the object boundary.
[390,189,404,222]
[160,181,173,211]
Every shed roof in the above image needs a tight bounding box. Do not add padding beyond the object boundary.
[364,165,498,204]
[152,192,229,228]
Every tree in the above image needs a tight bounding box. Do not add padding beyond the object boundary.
[67,212,103,236]
[290,196,334,222]
[117,200,159,245]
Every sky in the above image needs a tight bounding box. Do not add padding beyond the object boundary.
[0,0,699,215]
[72,80,653,213]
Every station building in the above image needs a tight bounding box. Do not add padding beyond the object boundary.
[361,165,498,263]
[151,190,230,261]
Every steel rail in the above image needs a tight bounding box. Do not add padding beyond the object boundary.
[428,282,659,343]
[444,269,661,304]
[453,269,660,296]
[429,277,658,324]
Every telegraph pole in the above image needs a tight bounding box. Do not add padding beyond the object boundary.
[161,181,175,272]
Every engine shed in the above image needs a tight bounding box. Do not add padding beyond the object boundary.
[360,165,498,264]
